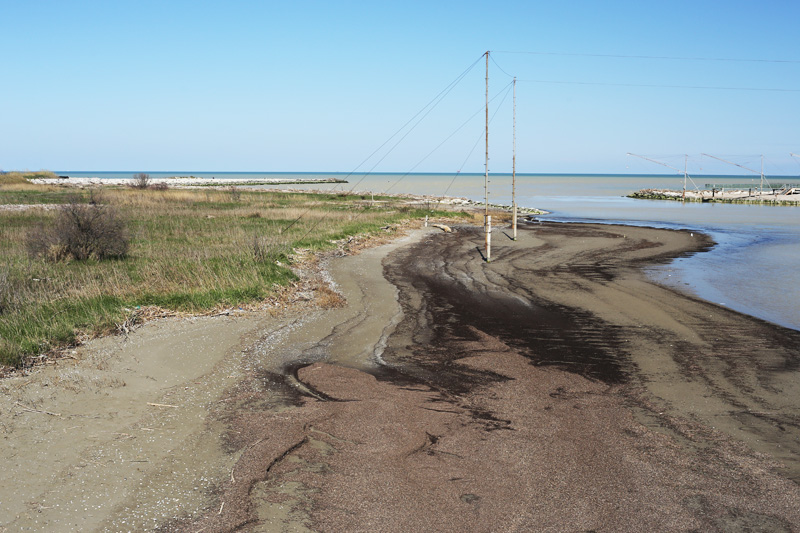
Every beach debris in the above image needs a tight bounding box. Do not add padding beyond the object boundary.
[0,204,65,212]
[15,401,61,417]
[431,224,452,233]
[117,308,143,335]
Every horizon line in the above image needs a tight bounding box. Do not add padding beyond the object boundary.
[51,170,800,178]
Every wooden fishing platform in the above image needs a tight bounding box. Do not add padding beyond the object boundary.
[705,183,800,194]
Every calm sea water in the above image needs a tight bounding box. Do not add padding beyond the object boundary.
[61,171,800,330]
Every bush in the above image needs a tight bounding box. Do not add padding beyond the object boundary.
[27,200,130,261]
[131,172,151,189]
[229,186,242,202]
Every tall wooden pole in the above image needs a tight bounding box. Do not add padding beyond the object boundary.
[512,77,517,241]
[682,154,687,202]
[484,51,491,262]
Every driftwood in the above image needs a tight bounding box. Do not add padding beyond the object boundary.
[431,224,452,233]
[147,402,179,408]
[15,401,61,417]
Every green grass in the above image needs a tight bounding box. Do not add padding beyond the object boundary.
[0,189,81,205]
[0,185,463,367]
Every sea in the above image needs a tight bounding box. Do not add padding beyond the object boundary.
[60,171,800,331]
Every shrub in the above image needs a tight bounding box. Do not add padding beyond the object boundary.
[27,200,130,261]
[229,186,242,202]
[315,285,345,308]
[131,172,151,189]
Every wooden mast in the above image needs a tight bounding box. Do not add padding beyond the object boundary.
[682,154,687,202]
[512,77,517,240]
[484,51,491,262]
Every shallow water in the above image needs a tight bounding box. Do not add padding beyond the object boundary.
[505,178,800,332]
[61,171,800,330]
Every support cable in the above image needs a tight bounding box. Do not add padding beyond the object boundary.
[515,78,800,93]
[491,50,800,64]
[488,53,799,92]
[281,54,484,235]
[442,82,514,197]
[385,81,514,194]
[345,55,484,192]
[292,81,516,246]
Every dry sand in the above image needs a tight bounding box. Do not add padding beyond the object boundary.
[2,221,800,532]
[0,230,421,531]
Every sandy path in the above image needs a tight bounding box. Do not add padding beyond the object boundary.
[0,230,425,531]
[0,315,272,530]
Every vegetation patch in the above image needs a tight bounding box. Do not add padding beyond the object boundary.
[27,199,130,261]
[0,170,57,184]
[0,182,468,368]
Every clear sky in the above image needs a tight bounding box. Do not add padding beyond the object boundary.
[2,0,798,175]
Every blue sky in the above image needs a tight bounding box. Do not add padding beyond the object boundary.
[2,0,798,174]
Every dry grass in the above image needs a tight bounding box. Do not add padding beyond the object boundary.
[0,184,464,367]
[0,173,29,186]
[0,170,57,183]
[314,285,346,309]
[439,208,509,225]
[0,172,55,192]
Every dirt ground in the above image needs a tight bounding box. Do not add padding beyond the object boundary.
[2,222,800,532]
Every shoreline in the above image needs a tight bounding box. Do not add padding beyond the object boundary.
[203,221,800,531]
[16,177,549,214]
[2,220,799,530]
[28,176,348,187]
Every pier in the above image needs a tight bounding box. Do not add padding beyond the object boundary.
[629,187,800,205]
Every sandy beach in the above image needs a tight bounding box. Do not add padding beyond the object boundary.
[2,220,800,531]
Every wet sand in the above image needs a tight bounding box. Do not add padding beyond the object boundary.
[180,222,800,532]
[3,222,800,531]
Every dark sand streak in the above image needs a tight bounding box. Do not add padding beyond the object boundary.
[182,222,800,532]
